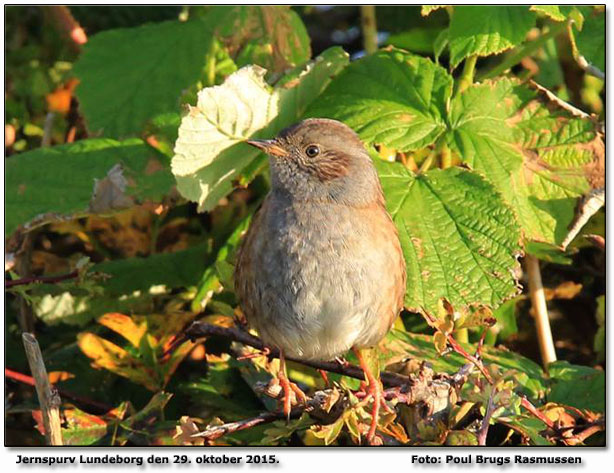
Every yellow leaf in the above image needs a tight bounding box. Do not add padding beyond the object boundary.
[98,313,147,348]
[77,332,159,391]
[48,371,74,383]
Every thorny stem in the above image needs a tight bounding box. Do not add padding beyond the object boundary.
[525,255,557,369]
[360,6,378,55]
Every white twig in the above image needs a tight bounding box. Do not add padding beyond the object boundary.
[525,255,557,368]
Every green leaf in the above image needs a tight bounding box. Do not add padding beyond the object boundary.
[93,243,209,296]
[448,78,604,246]
[547,361,604,413]
[448,6,536,67]
[5,138,173,237]
[575,10,605,73]
[74,19,213,138]
[308,49,452,152]
[171,47,349,211]
[492,298,518,341]
[180,363,263,419]
[376,162,521,315]
[529,5,566,22]
[421,5,446,17]
[386,28,444,54]
[499,416,553,445]
[208,6,311,72]
[594,295,605,363]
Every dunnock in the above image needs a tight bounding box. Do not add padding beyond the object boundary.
[235,118,406,443]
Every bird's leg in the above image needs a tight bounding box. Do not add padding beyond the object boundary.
[277,351,307,419]
[353,347,389,445]
[317,369,330,387]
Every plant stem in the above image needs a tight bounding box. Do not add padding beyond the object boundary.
[6,270,79,289]
[360,6,378,55]
[456,55,477,94]
[478,22,567,80]
[455,328,469,343]
[22,333,63,445]
[525,255,557,369]
[440,142,452,169]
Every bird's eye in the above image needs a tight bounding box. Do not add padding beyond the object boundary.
[305,145,320,157]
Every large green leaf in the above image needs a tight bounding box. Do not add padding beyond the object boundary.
[171,46,349,211]
[307,48,452,152]
[448,6,536,67]
[574,10,605,74]
[448,78,604,245]
[5,138,173,237]
[547,361,605,413]
[377,162,521,315]
[207,5,310,72]
[74,19,214,138]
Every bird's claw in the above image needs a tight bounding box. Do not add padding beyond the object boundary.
[277,376,307,420]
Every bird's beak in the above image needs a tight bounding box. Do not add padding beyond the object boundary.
[246,139,288,158]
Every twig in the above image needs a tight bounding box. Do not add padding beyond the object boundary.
[41,112,55,147]
[477,389,496,445]
[446,335,493,384]
[22,333,63,445]
[5,368,112,413]
[520,396,555,429]
[5,270,79,289]
[195,409,302,443]
[175,322,411,387]
[525,255,557,368]
[360,6,378,55]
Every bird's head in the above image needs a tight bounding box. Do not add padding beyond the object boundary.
[247,118,382,206]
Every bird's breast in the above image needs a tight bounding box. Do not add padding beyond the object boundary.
[248,198,404,361]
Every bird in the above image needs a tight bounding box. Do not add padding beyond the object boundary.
[234,118,406,444]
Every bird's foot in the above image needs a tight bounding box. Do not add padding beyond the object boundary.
[237,346,271,361]
[272,374,307,420]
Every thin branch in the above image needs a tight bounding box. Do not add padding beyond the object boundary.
[520,396,555,430]
[360,6,378,55]
[476,389,496,445]
[5,270,79,289]
[445,334,493,384]
[22,333,63,445]
[525,255,557,368]
[175,322,411,387]
[194,409,302,443]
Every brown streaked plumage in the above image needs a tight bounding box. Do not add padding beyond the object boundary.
[235,118,406,444]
